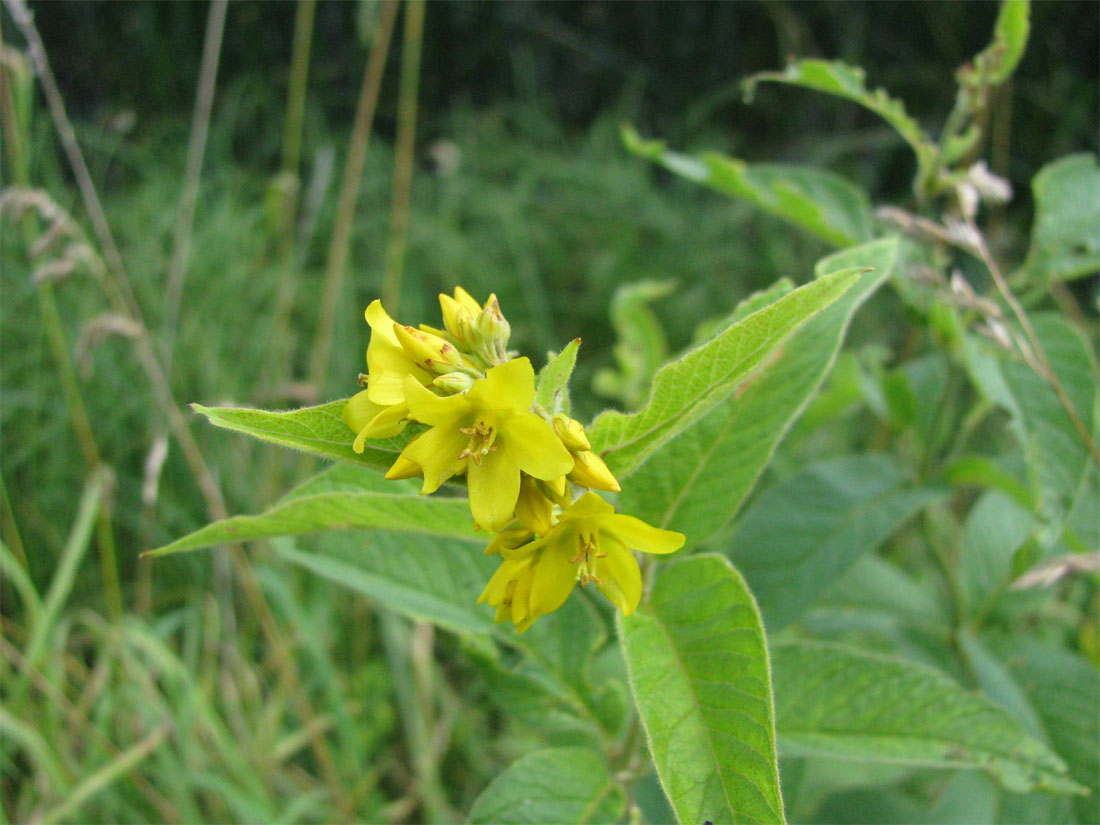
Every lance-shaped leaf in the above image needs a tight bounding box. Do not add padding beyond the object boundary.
[145,465,476,557]
[620,554,784,825]
[772,641,1084,795]
[744,60,936,171]
[191,400,420,473]
[467,747,626,825]
[623,125,873,248]
[535,338,581,416]
[618,239,898,548]
[589,267,860,479]
[963,0,1031,86]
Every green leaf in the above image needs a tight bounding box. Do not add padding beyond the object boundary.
[743,60,936,171]
[277,531,496,638]
[991,639,1100,823]
[771,641,1083,795]
[731,455,946,630]
[693,278,795,346]
[191,400,419,473]
[592,279,677,410]
[1023,154,1100,284]
[964,0,1031,86]
[959,490,1033,619]
[620,554,784,824]
[467,747,626,825]
[144,465,477,557]
[589,266,861,479]
[623,125,873,247]
[535,338,581,416]
[617,238,899,548]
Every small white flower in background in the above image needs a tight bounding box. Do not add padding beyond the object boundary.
[966,161,1013,204]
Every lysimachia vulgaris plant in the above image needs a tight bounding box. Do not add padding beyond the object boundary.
[342,287,684,630]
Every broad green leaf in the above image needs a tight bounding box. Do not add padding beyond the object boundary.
[744,60,936,171]
[998,315,1097,544]
[620,554,784,824]
[467,747,625,825]
[592,279,676,410]
[623,125,873,247]
[989,637,1100,824]
[771,641,1083,795]
[962,0,1030,87]
[144,465,477,557]
[191,400,419,473]
[277,531,495,639]
[694,278,795,346]
[535,338,581,416]
[732,455,946,630]
[589,266,860,479]
[959,490,1033,619]
[619,239,899,548]
[1023,154,1100,284]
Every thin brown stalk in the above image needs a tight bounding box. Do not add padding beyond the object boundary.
[162,0,229,371]
[380,0,426,313]
[307,0,399,392]
[970,221,1100,466]
[7,3,353,813]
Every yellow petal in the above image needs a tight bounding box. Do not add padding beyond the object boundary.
[603,514,684,555]
[397,425,467,493]
[594,537,642,615]
[470,357,535,413]
[502,412,574,481]
[342,390,384,432]
[568,450,621,492]
[384,453,421,480]
[527,543,578,619]
[453,286,482,313]
[364,300,400,345]
[403,378,469,429]
[359,401,410,440]
[515,475,554,535]
[467,449,521,532]
[562,491,616,520]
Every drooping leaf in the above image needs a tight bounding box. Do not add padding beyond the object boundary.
[589,266,860,479]
[190,400,420,473]
[1022,154,1100,284]
[771,641,1083,795]
[623,125,873,247]
[535,338,581,416]
[144,465,476,557]
[467,747,626,825]
[620,554,784,825]
[618,238,899,548]
[743,60,936,171]
[731,455,946,630]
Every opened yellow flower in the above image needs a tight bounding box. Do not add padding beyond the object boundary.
[479,492,684,631]
[388,357,573,531]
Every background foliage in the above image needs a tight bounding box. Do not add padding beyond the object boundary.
[1,1,1097,823]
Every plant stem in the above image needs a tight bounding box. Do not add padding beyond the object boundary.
[307,0,399,393]
[969,220,1100,467]
[380,0,426,314]
[162,0,228,374]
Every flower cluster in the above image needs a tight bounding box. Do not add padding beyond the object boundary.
[344,288,684,631]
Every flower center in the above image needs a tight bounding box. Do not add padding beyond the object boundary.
[570,529,607,586]
[458,419,498,465]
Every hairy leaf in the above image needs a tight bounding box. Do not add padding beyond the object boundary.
[620,554,784,824]
[772,642,1083,795]
[535,338,581,416]
[589,267,860,479]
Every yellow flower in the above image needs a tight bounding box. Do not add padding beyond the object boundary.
[479,491,684,632]
[388,357,574,531]
[363,300,433,406]
[552,415,621,493]
[342,389,412,451]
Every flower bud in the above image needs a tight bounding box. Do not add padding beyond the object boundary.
[440,293,478,346]
[568,450,620,493]
[433,371,475,394]
[476,294,511,350]
[552,415,591,452]
[394,323,465,374]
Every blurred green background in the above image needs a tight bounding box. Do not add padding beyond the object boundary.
[1,1,1097,822]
